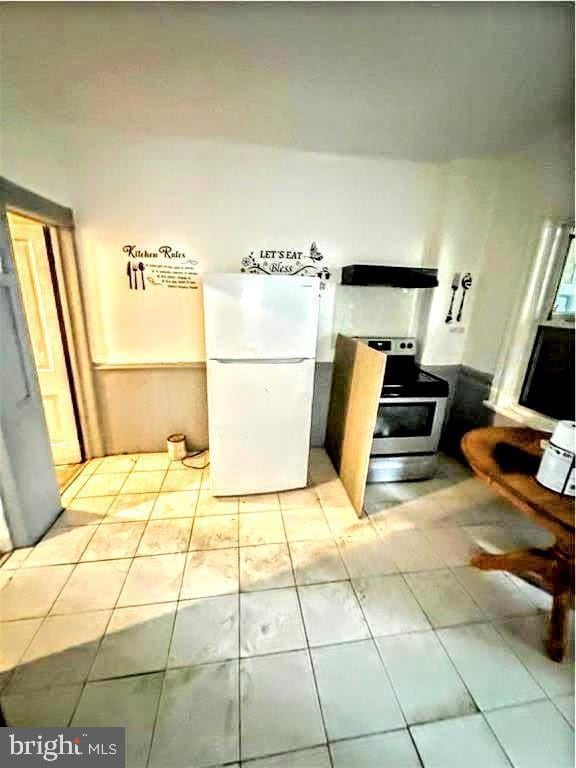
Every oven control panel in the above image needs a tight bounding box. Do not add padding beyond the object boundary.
[356,337,417,356]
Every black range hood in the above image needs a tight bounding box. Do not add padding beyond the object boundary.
[341,264,438,288]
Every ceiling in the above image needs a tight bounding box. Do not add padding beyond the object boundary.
[2,2,573,160]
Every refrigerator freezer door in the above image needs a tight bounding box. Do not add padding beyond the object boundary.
[203,274,319,359]
[207,358,315,495]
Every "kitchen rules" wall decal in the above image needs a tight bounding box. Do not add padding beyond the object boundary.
[123,244,199,290]
[241,242,331,288]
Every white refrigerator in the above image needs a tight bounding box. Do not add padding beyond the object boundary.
[203,274,320,496]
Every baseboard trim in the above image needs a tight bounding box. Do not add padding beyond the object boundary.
[93,361,206,371]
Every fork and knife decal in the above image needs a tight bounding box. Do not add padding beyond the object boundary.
[445,272,472,323]
[127,261,146,290]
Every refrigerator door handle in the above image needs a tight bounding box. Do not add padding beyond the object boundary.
[212,358,308,364]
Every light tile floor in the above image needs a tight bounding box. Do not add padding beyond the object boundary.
[0,450,573,768]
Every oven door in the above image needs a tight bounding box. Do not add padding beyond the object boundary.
[371,396,446,455]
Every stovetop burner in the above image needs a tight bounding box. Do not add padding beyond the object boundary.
[353,336,449,398]
[381,366,449,398]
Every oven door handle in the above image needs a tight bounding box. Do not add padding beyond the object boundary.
[378,396,445,404]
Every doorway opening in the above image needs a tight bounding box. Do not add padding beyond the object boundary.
[7,211,86,491]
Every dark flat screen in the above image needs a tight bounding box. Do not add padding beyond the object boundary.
[520,325,574,420]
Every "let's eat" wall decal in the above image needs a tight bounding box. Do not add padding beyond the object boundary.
[241,242,331,288]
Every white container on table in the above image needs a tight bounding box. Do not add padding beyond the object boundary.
[536,420,575,496]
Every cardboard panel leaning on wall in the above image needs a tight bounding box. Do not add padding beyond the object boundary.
[326,335,386,515]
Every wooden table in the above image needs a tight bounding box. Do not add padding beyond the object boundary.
[461,427,574,662]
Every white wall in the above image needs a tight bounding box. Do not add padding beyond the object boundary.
[2,117,572,374]
[2,119,444,364]
[420,158,499,366]
[420,126,574,373]
[464,127,574,374]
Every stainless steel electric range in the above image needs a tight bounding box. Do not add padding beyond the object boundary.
[354,336,449,482]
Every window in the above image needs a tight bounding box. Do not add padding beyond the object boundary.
[550,234,575,320]
[489,220,575,429]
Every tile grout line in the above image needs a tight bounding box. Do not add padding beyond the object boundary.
[434,621,549,717]
[3,455,568,757]
[4,522,103,692]
[327,725,426,768]
[49,605,560,643]
[60,465,93,502]
[65,493,117,528]
[3,571,549,627]
[136,513,195,558]
[291,476,437,755]
[3,573,550,651]
[117,459,167,496]
[487,616,565,697]
[59,462,160,727]
[20,502,530,556]
[358,567,549,712]
[82,464,171,765]
[388,602,487,727]
[65,508,144,727]
[343,564,482,764]
[400,568,487,631]
[447,560,543,614]
[58,461,91,496]
[0,643,557,706]
[107,489,159,526]
[6,602,565,694]
[366,573,486,737]
[477,711,518,768]
[346,577,412,744]
[81,465,173,556]
[277,499,335,768]
[0,613,48,696]
[97,512,148,563]
[404,727,427,768]
[333,527,398,582]
[549,695,576,729]
[144,465,204,768]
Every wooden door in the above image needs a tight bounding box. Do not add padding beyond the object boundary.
[7,213,81,465]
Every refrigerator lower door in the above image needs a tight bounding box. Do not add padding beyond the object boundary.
[207,358,315,495]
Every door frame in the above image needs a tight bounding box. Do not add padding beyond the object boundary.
[1,177,103,460]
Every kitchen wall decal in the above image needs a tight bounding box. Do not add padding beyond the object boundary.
[241,241,331,288]
[123,244,199,290]
[444,271,473,324]
[456,272,472,322]
[445,272,461,323]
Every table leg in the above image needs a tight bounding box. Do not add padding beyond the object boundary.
[546,560,573,663]
[470,547,555,578]
[471,545,574,662]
